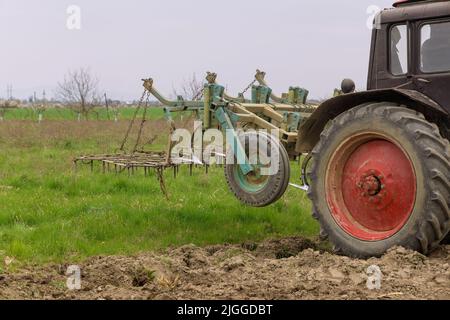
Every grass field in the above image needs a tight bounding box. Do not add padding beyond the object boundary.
[0,111,318,267]
[1,106,165,121]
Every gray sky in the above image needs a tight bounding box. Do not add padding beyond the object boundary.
[1,0,394,101]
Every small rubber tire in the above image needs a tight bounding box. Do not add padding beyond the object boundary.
[225,131,290,207]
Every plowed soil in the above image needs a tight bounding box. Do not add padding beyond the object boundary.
[0,237,449,300]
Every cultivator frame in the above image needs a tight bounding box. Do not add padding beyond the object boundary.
[75,70,316,197]
[144,70,317,160]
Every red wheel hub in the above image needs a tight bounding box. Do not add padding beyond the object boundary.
[359,175,381,196]
[326,136,416,241]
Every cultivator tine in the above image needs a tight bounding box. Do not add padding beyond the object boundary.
[156,167,169,200]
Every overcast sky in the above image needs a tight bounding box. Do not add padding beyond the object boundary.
[1,0,394,101]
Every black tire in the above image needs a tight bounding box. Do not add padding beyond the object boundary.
[309,103,450,258]
[440,122,450,246]
[225,131,290,207]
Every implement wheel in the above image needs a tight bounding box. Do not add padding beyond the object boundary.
[310,103,450,257]
[225,131,290,207]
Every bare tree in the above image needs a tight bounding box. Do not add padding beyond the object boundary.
[56,68,100,120]
[172,73,204,100]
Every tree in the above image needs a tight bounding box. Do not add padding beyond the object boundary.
[56,68,100,120]
[172,73,204,100]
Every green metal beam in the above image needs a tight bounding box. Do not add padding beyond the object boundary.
[214,106,253,175]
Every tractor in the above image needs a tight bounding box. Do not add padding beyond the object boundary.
[82,0,449,258]
[295,0,450,257]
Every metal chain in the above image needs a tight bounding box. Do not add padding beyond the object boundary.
[133,92,151,153]
[193,77,256,100]
[240,79,256,95]
[192,88,204,101]
[119,88,148,152]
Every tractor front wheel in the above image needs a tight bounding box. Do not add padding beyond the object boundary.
[310,103,450,257]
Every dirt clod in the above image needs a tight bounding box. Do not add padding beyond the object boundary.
[0,238,448,300]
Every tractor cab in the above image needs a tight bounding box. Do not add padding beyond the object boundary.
[368,0,450,113]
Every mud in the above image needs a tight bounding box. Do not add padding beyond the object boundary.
[0,237,449,300]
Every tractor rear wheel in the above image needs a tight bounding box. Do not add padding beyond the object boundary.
[225,131,290,207]
[309,103,450,257]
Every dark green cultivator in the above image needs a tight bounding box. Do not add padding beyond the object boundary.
[78,0,450,258]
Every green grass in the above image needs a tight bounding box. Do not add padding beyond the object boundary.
[2,106,166,121]
[0,118,318,265]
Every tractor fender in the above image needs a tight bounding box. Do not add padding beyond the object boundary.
[296,88,449,153]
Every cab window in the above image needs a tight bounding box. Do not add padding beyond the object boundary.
[390,24,408,75]
[420,22,450,73]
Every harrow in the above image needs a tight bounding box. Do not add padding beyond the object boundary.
[76,70,316,205]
